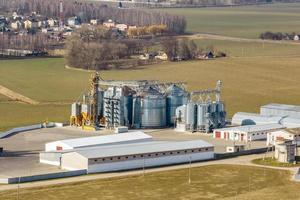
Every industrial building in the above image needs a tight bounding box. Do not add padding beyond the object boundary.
[213,124,285,142]
[40,131,153,166]
[267,128,300,146]
[45,131,152,151]
[60,140,214,173]
[232,112,300,128]
[261,103,300,118]
[175,80,226,133]
[69,73,226,132]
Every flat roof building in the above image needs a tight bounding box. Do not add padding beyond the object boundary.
[213,124,285,142]
[60,140,214,173]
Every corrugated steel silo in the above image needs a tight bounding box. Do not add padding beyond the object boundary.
[166,84,189,126]
[186,102,196,131]
[197,103,208,128]
[132,96,142,129]
[140,87,167,128]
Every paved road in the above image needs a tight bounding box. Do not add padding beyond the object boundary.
[0,153,298,192]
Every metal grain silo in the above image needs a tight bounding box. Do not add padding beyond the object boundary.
[123,95,133,127]
[140,87,167,128]
[186,102,196,131]
[166,85,189,126]
[132,96,142,129]
[197,103,208,129]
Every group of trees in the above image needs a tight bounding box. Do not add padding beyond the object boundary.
[161,38,199,61]
[161,38,226,61]
[0,0,186,34]
[170,0,272,6]
[0,32,57,51]
[128,24,168,38]
[65,26,155,70]
[259,31,297,40]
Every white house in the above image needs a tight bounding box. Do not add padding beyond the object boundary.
[11,20,22,30]
[116,23,128,31]
[103,19,115,28]
[47,18,56,27]
[213,124,285,142]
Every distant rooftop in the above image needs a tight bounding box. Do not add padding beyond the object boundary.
[214,123,285,133]
[261,103,300,112]
[46,131,152,148]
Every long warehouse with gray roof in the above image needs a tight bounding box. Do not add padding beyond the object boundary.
[60,140,214,173]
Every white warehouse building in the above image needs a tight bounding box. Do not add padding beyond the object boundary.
[232,112,300,129]
[45,131,152,151]
[61,140,214,173]
[213,124,285,142]
[261,103,300,118]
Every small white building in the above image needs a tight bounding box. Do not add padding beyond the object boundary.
[60,140,214,173]
[115,23,128,31]
[45,131,152,151]
[274,140,296,163]
[47,18,56,27]
[213,124,285,142]
[267,128,300,146]
[90,19,99,25]
[103,19,115,28]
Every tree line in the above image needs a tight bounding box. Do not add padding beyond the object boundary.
[0,32,58,51]
[260,31,298,40]
[65,25,155,70]
[0,0,186,34]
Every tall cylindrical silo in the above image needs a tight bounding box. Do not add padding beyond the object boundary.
[166,85,189,126]
[140,87,167,128]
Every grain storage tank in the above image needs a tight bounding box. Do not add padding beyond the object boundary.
[140,87,167,128]
[132,96,142,129]
[71,103,81,117]
[197,103,209,131]
[166,84,189,126]
[123,95,133,127]
[186,102,197,131]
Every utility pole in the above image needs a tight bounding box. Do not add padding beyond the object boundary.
[143,158,145,177]
[17,176,21,200]
[188,156,191,184]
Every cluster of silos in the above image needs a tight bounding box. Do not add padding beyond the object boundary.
[175,101,226,133]
[99,84,188,129]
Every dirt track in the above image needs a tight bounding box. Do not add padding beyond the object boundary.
[0,85,39,105]
[180,33,300,45]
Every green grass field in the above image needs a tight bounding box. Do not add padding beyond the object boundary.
[158,3,300,38]
[0,39,300,131]
[0,165,299,200]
